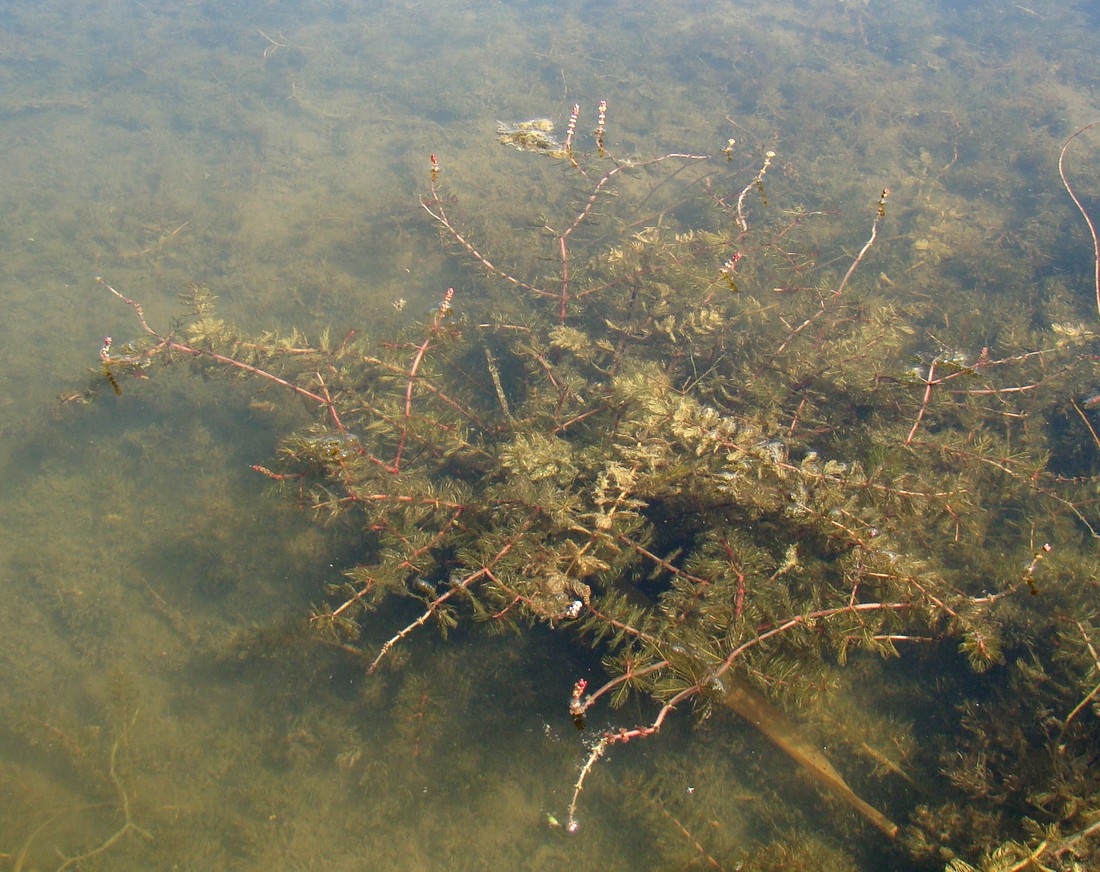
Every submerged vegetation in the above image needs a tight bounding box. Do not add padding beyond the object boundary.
[70,106,1100,869]
[0,0,1096,866]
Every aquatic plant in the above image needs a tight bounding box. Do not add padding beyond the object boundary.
[80,108,1100,868]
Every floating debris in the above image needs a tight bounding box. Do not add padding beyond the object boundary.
[496,118,569,158]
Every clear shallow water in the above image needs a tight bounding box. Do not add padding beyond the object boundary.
[1,1,1099,869]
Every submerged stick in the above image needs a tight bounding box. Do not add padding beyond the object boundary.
[722,676,899,838]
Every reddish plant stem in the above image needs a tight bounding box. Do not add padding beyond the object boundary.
[833,188,889,299]
[552,405,609,434]
[1058,120,1100,320]
[902,347,1072,444]
[576,659,670,715]
[719,538,748,621]
[408,692,430,759]
[368,513,537,672]
[313,371,347,432]
[566,599,912,831]
[905,359,937,445]
[394,509,466,575]
[364,289,470,474]
[581,602,664,648]
[624,777,725,871]
[423,151,707,321]
[421,185,549,298]
[762,190,888,372]
[361,353,487,432]
[329,578,377,620]
[735,150,775,232]
[98,278,331,407]
[617,534,712,587]
[910,440,1099,537]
